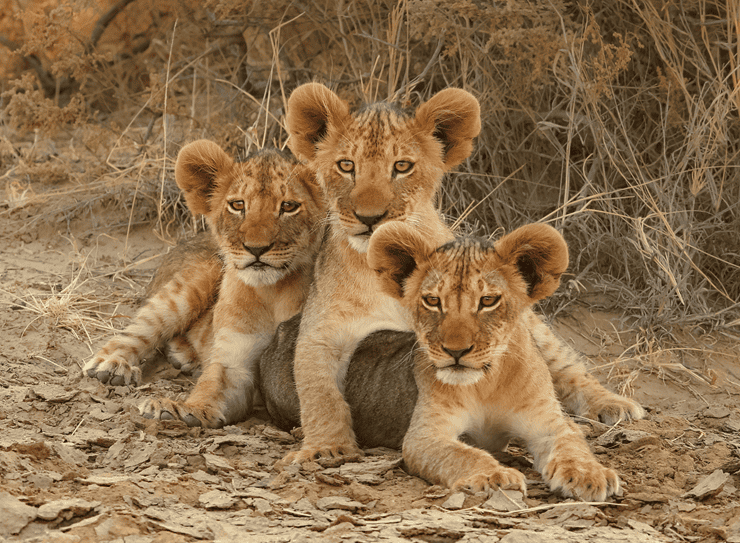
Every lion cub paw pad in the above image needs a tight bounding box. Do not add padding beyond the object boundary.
[83,357,140,386]
[546,460,620,502]
[453,467,527,496]
[283,443,362,464]
[593,399,647,426]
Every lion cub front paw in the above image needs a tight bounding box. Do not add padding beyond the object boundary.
[282,441,363,465]
[139,397,226,428]
[452,466,527,496]
[590,394,647,426]
[83,355,141,386]
[544,456,620,502]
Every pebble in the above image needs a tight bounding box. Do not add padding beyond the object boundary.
[441,492,466,510]
[203,453,233,472]
[482,490,525,511]
[316,496,367,512]
[37,498,100,521]
[683,470,729,500]
[0,491,37,536]
[198,490,237,510]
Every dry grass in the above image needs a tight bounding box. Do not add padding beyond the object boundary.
[0,0,738,353]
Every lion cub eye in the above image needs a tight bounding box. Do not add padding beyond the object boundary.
[394,160,413,174]
[479,295,502,310]
[422,295,441,309]
[280,201,300,214]
[228,200,245,212]
[337,160,355,173]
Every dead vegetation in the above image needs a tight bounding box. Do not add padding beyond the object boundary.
[0,0,739,337]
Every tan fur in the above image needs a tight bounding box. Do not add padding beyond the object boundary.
[282,84,481,462]
[367,222,620,501]
[84,140,325,427]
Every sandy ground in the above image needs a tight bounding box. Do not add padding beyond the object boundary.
[1,174,740,543]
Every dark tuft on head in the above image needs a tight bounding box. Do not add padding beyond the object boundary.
[236,147,297,164]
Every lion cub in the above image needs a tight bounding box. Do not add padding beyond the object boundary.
[84,140,325,427]
[367,221,620,501]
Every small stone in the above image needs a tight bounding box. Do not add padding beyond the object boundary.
[33,384,78,403]
[441,492,466,510]
[482,489,525,511]
[235,488,283,502]
[423,485,449,500]
[703,406,731,419]
[123,443,155,470]
[203,453,232,472]
[53,443,87,466]
[192,470,220,484]
[249,497,272,513]
[628,492,670,503]
[79,474,131,486]
[26,473,54,489]
[723,418,740,433]
[683,470,729,500]
[596,429,653,448]
[37,498,100,521]
[316,496,367,512]
[291,498,316,511]
[0,491,37,536]
[262,427,295,443]
[198,490,237,510]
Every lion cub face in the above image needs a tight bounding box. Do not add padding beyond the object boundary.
[175,141,324,286]
[368,222,569,386]
[286,84,480,253]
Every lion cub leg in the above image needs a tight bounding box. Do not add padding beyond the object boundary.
[166,311,213,375]
[83,261,220,386]
[283,341,362,462]
[140,276,271,427]
[526,311,646,425]
[402,397,527,496]
[515,386,620,502]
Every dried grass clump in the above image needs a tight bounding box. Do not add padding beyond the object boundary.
[0,0,738,333]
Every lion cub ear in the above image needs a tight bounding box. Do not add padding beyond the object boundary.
[413,88,481,170]
[286,83,351,161]
[175,140,233,217]
[495,224,570,302]
[367,222,434,300]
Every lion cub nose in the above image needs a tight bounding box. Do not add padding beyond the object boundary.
[244,244,273,258]
[442,346,473,363]
[354,211,387,228]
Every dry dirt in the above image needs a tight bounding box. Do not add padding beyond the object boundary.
[1,150,740,543]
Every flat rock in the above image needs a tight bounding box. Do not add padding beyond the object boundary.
[0,491,37,536]
[33,383,78,402]
[198,490,237,510]
[441,492,466,510]
[123,443,156,470]
[338,457,402,478]
[52,443,87,466]
[235,488,283,502]
[596,429,654,448]
[482,490,525,511]
[192,470,220,484]
[203,453,232,472]
[37,498,100,521]
[262,426,295,443]
[703,406,731,419]
[79,474,132,486]
[683,469,729,499]
[316,496,367,511]
[628,492,670,503]
[499,524,667,542]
